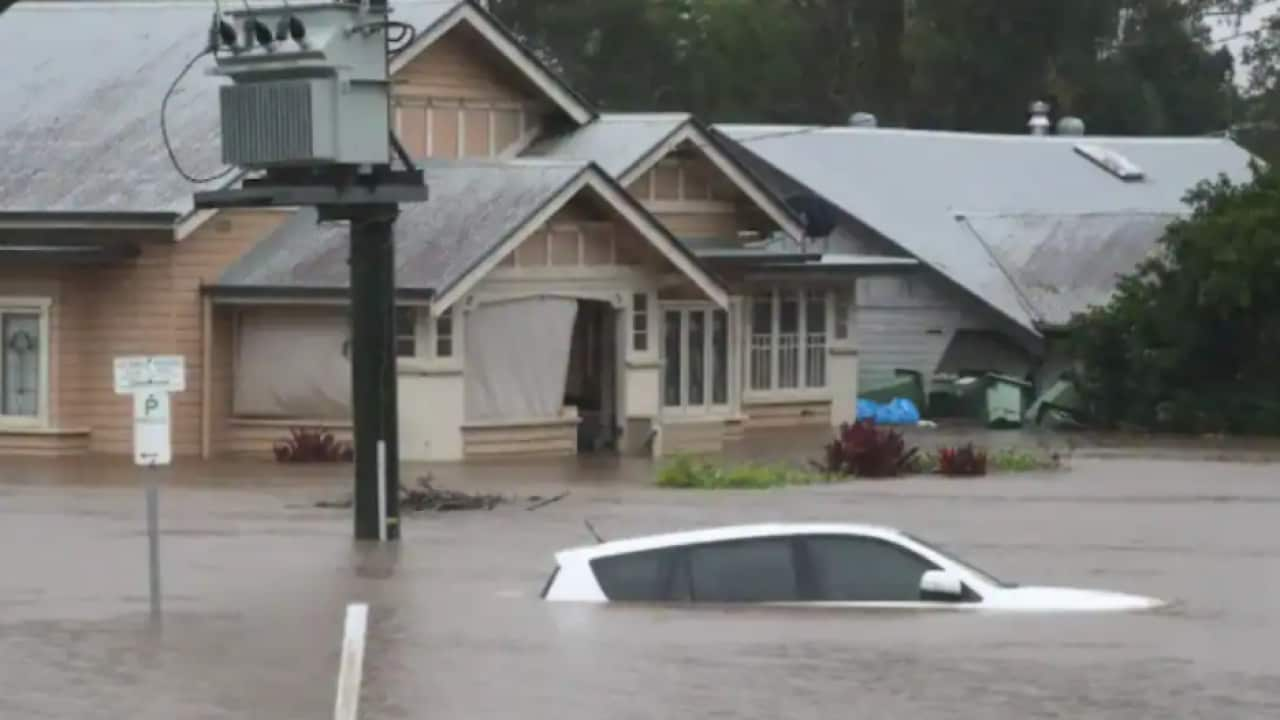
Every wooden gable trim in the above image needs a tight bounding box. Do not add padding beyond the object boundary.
[619,124,806,242]
[433,167,727,314]
[389,3,594,126]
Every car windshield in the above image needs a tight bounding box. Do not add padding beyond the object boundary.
[901,533,1018,589]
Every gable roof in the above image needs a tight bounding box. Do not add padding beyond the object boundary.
[529,113,806,241]
[213,159,726,308]
[0,0,588,220]
[526,113,691,179]
[958,212,1178,329]
[717,125,1257,334]
[0,1,227,218]
[389,0,595,125]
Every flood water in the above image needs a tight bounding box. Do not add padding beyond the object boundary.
[2,455,1279,718]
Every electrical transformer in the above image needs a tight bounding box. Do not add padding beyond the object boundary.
[211,2,392,169]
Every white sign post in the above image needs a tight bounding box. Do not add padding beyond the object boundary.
[114,355,186,624]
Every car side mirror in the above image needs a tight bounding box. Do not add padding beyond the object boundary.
[920,569,964,599]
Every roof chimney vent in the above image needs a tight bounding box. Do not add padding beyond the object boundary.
[849,112,878,128]
[1027,100,1051,136]
[1057,116,1086,136]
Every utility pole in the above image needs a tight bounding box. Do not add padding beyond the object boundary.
[190,0,425,541]
[348,207,402,540]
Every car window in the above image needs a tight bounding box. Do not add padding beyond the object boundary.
[591,549,680,602]
[803,535,941,602]
[900,532,1017,588]
[687,538,799,603]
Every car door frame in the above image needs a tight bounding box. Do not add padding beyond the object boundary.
[667,534,808,604]
[787,532,985,609]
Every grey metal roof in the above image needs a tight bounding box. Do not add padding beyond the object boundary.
[0,0,466,217]
[716,124,1257,334]
[525,113,690,178]
[959,212,1178,328]
[0,1,230,216]
[216,159,587,294]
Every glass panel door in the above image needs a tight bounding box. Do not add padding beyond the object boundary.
[663,310,682,407]
[662,307,729,414]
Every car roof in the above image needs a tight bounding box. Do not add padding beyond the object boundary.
[555,523,906,564]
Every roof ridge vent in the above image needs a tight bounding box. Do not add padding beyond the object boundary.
[1073,143,1145,181]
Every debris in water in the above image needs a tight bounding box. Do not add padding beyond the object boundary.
[313,474,569,513]
[401,476,504,512]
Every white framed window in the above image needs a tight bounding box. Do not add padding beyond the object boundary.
[1,300,50,425]
[632,292,650,352]
[662,306,729,412]
[834,286,854,341]
[749,288,828,392]
[434,309,454,359]
[395,307,417,358]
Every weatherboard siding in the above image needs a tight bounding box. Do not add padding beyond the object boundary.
[854,273,1000,392]
[393,24,544,158]
[630,154,777,244]
[0,209,284,457]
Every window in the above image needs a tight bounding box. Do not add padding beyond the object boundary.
[662,307,729,411]
[778,291,799,388]
[834,287,853,341]
[632,293,649,352]
[711,310,728,405]
[802,535,941,603]
[805,290,826,387]
[663,311,682,407]
[688,538,799,603]
[435,309,454,358]
[590,548,688,602]
[395,307,417,358]
[749,289,829,392]
[750,296,772,390]
[2,309,42,419]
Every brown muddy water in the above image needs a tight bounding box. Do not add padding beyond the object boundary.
[1,456,1279,719]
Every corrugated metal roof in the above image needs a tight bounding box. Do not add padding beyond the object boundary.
[716,124,1257,334]
[0,1,229,215]
[0,0,464,217]
[525,113,690,178]
[960,212,1177,328]
[216,159,586,294]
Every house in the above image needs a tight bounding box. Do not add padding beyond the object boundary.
[0,0,1254,462]
[715,120,1257,392]
[0,0,909,461]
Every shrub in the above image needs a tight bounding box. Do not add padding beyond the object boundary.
[824,420,918,478]
[988,448,1061,473]
[273,427,354,463]
[1070,167,1280,435]
[938,443,988,476]
[657,455,824,489]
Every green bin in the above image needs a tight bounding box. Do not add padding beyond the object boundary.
[984,374,1032,429]
[860,369,926,410]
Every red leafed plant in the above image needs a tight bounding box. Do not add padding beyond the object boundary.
[274,427,354,463]
[938,443,988,476]
[824,420,918,478]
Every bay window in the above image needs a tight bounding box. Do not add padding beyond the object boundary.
[663,307,729,412]
[749,289,827,392]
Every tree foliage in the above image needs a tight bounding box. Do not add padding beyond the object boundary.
[490,0,1244,134]
[1070,166,1280,434]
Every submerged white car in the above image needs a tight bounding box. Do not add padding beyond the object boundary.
[542,523,1164,612]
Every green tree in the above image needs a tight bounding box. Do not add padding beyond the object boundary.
[489,0,1241,135]
[1070,166,1280,434]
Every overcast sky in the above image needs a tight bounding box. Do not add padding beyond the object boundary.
[1211,1,1276,86]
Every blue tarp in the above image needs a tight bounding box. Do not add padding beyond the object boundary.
[856,398,922,425]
